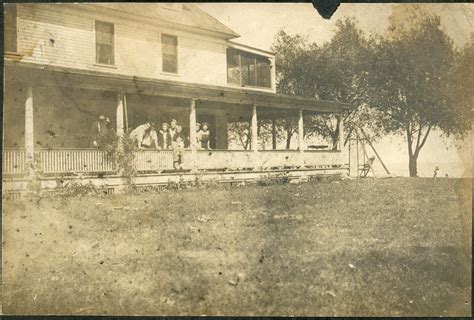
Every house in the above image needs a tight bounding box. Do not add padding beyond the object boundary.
[3,3,351,195]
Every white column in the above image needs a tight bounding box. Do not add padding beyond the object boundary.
[251,104,258,152]
[298,109,304,152]
[189,99,197,171]
[25,86,34,176]
[116,93,124,138]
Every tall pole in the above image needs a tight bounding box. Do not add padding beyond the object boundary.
[298,109,304,153]
[25,86,34,177]
[360,128,390,175]
[251,104,258,152]
[298,109,305,167]
[338,114,344,151]
[189,99,197,171]
[116,93,124,138]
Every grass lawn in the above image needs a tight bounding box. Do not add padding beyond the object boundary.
[2,177,472,316]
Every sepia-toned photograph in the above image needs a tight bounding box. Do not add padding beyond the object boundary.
[2,2,472,316]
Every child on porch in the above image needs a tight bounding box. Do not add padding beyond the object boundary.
[158,122,170,149]
[172,125,185,169]
[198,122,210,149]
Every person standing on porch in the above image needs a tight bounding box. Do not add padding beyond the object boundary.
[168,119,178,141]
[198,122,211,149]
[158,122,170,149]
[130,121,158,149]
[172,125,185,169]
[93,115,114,148]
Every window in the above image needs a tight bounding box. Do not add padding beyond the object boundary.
[226,48,272,88]
[4,4,17,53]
[162,34,178,73]
[226,48,240,85]
[95,21,114,65]
[256,56,271,88]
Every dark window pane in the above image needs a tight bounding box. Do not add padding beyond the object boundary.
[95,21,114,65]
[4,4,17,53]
[226,48,240,85]
[256,57,271,88]
[163,54,177,73]
[241,54,256,86]
[162,34,178,73]
[96,44,114,65]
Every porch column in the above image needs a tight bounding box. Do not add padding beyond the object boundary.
[216,112,228,149]
[25,86,34,176]
[116,92,125,138]
[251,104,258,152]
[189,99,197,171]
[298,109,304,152]
[298,109,304,167]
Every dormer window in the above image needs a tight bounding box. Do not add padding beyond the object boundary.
[227,48,272,88]
[95,20,115,65]
[162,34,178,74]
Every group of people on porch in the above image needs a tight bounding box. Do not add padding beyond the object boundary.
[94,115,211,169]
[128,119,210,150]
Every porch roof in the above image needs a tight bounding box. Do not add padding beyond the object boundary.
[5,61,353,114]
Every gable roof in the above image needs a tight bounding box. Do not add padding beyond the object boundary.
[92,3,240,39]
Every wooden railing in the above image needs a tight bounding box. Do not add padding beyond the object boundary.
[38,149,115,174]
[134,150,174,172]
[3,148,343,176]
[3,149,26,175]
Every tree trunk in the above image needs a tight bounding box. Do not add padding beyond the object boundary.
[271,118,277,150]
[286,129,292,149]
[408,153,418,177]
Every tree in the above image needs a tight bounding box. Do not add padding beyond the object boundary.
[271,19,373,149]
[366,11,471,176]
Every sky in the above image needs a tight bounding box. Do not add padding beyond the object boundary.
[197,3,473,177]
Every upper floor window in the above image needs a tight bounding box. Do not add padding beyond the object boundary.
[95,20,114,65]
[4,4,17,53]
[227,48,272,88]
[162,34,178,73]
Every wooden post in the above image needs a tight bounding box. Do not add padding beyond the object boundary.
[271,116,277,150]
[216,112,228,150]
[189,99,197,171]
[298,109,304,152]
[360,128,390,175]
[251,104,258,152]
[25,86,34,176]
[116,93,124,138]
[338,114,344,151]
[298,109,304,167]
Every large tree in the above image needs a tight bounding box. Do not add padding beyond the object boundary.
[272,18,373,149]
[366,11,471,177]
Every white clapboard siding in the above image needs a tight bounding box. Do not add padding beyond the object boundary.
[16,4,229,87]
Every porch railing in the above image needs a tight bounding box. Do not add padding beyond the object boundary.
[3,149,27,175]
[134,150,174,172]
[38,149,115,174]
[3,148,344,177]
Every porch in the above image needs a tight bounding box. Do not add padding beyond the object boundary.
[3,61,351,191]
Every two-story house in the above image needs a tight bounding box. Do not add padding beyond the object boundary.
[3,3,351,194]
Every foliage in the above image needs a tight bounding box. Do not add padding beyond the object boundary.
[256,172,290,186]
[271,18,373,149]
[100,131,138,184]
[365,9,471,176]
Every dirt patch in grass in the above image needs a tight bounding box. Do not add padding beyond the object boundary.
[2,178,471,316]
